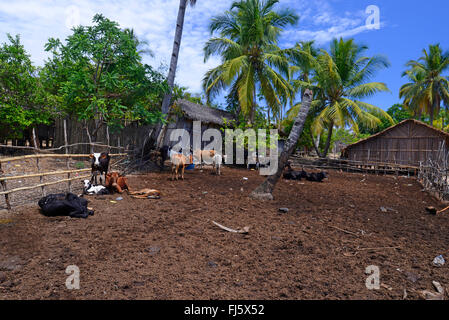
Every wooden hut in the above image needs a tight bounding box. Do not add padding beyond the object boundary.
[162,99,236,149]
[341,119,449,167]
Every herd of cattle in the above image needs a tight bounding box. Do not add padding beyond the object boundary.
[37,149,328,219]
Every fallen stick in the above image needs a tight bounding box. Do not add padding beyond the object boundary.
[438,206,449,214]
[426,206,449,215]
[357,246,401,251]
[330,226,360,237]
[212,221,250,234]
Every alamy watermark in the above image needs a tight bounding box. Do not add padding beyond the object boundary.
[366,5,380,30]
[65,265,80,290]
[365,265,380,290]
[65,5,80,30]
[167,121,279,176]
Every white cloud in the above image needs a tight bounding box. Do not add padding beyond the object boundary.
[0,0,381,94]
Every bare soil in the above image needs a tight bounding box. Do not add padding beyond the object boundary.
[1,166,449,300]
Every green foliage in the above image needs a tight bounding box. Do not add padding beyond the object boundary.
[203,0,299,123]
[359,104,412,135]
[400,44,449,126]
[221,113,278,154]
[75,162,85,169]
[41,14,168,132]
[0,34,52,137]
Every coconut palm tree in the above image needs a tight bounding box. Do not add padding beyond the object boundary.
[400,44,449,127]
[251,89,313,200]
[161,0,197,116]
[155,0,197,148]
[202,0,298,124]
[305,38,393,157]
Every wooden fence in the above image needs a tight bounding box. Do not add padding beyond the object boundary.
[0,152,127,211]
[417,142,449,202]
[289,155,419,176]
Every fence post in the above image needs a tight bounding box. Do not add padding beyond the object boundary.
[0,162,11,210]
[64,119,71,193]
[33,128,46,197]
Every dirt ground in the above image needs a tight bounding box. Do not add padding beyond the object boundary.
[1,165,449,300]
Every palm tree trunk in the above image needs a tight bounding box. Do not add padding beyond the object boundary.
[250,89,313,201]
[154,0,188,147]
[310,131,323,158]
[322,122,334,158]
[162,0,187,115]
[430,105,435,127]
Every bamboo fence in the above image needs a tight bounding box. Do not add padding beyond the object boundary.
[0,152,127,210]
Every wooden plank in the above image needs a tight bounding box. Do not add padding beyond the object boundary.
[0,169,91,182]
[0,174,91,196]
[0,153,127,163]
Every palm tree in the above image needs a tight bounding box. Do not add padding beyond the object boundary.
[305,38,393,157]
[400,44,449,127]
[202,0,298,124]
[251,89,313,200]
[156,0,197,148]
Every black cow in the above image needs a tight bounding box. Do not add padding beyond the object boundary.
[283,162,308,181]
[38,193,94,219]
[306,171,328,182]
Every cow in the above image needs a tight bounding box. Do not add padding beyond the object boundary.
[193,149,216,169]
[105,172,130,194]
[90,152,110,185]
[212,154,225,176]
[38,193,94,219]
[82,180,110,195]
[306,171,328,182]
[170,149,192,181]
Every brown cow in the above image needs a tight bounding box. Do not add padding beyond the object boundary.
[105,172,130,193]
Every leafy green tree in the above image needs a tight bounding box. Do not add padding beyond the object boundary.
[203,0,298,124]
[358,103,412,135]
[400,44,449,126]
[42,14,168,149]
[0,34,51,142]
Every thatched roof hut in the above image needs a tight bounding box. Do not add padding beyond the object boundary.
[162,99,236,148]
[341,119,449,167]
[175,99,236,126]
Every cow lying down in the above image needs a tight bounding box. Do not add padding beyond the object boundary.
[38,193,94,219]
[83,180,110,195]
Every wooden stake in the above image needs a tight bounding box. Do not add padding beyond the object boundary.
[0,163,11,210]
[64,119,71,192]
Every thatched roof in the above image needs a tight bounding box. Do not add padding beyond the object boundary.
[175,99,236,125]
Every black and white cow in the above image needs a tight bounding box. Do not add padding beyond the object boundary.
[90,152,110,185]
[82,180,110,195]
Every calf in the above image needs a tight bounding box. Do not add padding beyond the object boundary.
[105,172,130,193]
[38,193,94,219]
[170,149,192,181]
[82,180,110,195]
[128,188,161,199]
[212,154,224,175]
[90,152,110,185]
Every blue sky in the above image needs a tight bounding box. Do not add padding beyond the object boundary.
[0,0,448,111]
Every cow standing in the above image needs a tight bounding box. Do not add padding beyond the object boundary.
[90,153,111,185]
